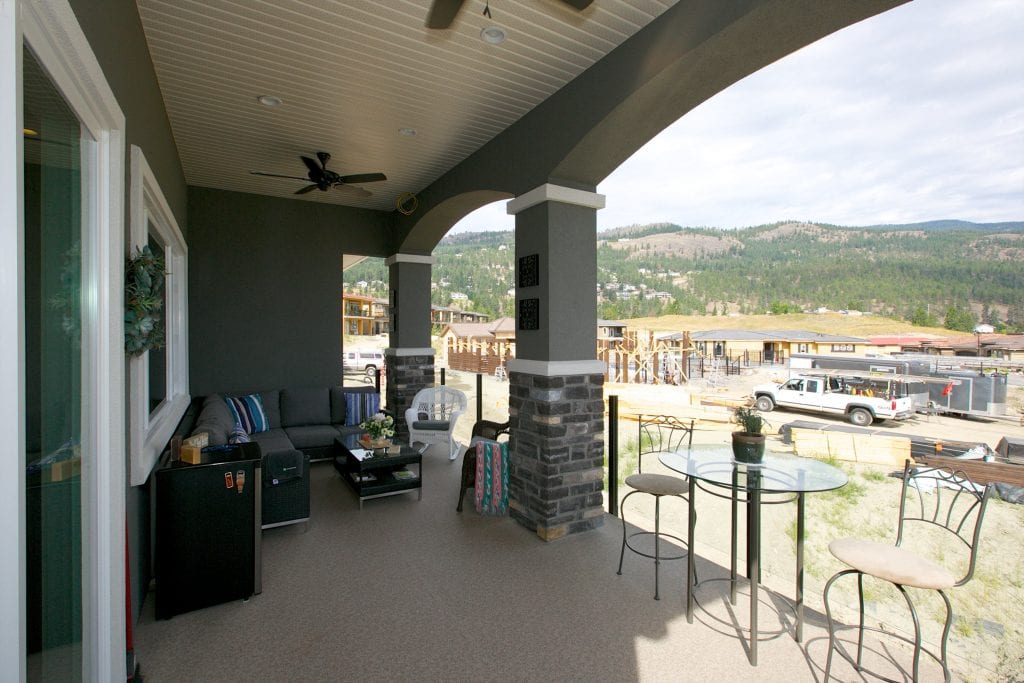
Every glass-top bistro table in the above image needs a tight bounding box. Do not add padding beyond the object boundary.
[660,446,847,666]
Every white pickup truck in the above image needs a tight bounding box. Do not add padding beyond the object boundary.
[751,374,915,427]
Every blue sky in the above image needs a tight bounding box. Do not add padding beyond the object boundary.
[450,0,1024,234]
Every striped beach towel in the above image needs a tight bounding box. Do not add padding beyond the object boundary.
[474,439,509,516]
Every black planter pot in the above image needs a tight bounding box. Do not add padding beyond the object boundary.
[732,432,766,464]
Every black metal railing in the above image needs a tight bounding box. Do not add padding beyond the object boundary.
[608,394,619,517]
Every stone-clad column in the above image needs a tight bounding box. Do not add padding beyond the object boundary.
[507,366,605,540]
[506,184,606,540]
[384,352,434,441]
[385,254,435,440]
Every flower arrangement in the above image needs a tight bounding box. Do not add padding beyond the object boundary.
[359,412,395,441]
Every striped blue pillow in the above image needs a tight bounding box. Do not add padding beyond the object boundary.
[225,394,269,434]
[344,391,381,426]
[229,423,251,444]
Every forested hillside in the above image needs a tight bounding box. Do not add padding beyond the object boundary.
[342,220,1024,333]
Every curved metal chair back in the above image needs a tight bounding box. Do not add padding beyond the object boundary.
[897,460,993,586]
[637,415,694,473]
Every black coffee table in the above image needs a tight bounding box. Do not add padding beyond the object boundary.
[333,435,422,509]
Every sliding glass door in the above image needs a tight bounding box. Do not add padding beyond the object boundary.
[23,44,87,681]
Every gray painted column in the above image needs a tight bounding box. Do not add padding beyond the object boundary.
[506,184,607,541]
[385,254,435,440]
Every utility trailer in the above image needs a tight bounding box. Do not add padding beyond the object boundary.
[790,353,1009,418]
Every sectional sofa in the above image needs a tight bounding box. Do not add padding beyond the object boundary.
[184,385,380,527]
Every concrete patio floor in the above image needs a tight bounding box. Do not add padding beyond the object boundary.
[132,437,951,682]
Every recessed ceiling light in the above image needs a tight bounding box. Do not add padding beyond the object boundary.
[480,26,506,44]
[256,94,282,107]
[398,127,417,137]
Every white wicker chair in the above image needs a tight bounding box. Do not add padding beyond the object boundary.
[404,386,468,460]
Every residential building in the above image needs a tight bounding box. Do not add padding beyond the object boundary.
[342,292,389,336]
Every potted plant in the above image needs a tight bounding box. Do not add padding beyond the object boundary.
[731,405,767,464]
[359,412,395,449]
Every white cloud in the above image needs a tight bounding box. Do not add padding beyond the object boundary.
[450,0,1023,234]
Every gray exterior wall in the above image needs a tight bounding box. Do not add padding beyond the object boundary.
[515,201,598,362]
[388,260,433,349]
[67,0,187,626]
[188,186,392,396]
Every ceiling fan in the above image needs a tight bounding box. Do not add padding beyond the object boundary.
[250,152,386,197]
[426,0,594,30]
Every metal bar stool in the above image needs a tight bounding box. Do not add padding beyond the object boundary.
[822,460,993,682]
[616,415,695,600]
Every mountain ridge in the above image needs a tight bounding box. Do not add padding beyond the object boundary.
[342,220,1024,333]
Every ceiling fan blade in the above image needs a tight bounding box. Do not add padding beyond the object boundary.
[338,172,387,184]
[300,156,322,176]
[335,183,372,199]
[295,184,319,195]
[426,0,464,28]
[251,171,309,181]
[561,0,594,8]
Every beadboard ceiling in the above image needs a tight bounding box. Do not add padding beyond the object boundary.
[135,0,678,212]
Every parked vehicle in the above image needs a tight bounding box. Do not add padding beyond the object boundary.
[790,353,1011,418]
[343,349,385,381]
[752,373,915,426]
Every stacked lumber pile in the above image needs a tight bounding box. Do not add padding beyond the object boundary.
[789,427,910,468]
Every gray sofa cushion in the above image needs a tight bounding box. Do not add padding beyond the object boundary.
[192,393,235,446]
[249,428,293,454]
[284,425,343,450]
[259,390,281,428]
[412,419,451,431]
[281,387,330,427]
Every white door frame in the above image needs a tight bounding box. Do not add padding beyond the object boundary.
[0,0,126,680]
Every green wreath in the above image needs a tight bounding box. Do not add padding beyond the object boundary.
[124,245,166,356]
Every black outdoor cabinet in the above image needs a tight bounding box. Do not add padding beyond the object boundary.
[154,443,262,619]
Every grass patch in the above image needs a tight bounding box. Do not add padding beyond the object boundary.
[955,616,976,639]
[826,477,867,505]
[818,454,840,468]
[861,469,887,483]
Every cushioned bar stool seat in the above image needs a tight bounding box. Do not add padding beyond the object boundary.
[829,538,956,590]
[625,473,688,497]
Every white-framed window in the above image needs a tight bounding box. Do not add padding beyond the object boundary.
[831,343,855,353]
[128,145,188,487]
